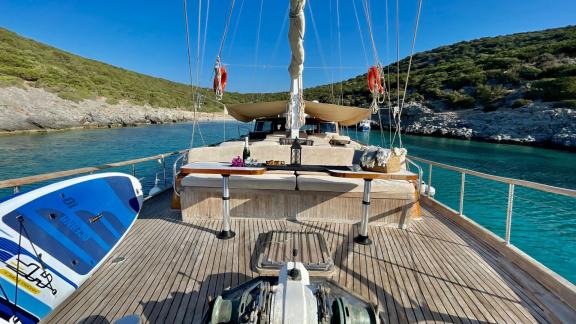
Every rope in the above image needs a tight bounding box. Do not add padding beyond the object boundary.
[351,0,370,67]
[360,0,380,63]
[254,0,265,101]
[217,0,236,58]
[335,0,344,105]
[392,0,424,149]
[184,0,208,147]
[399,0,424,116]
[307,1,332,84]
[385,0,393,147]
[225,0,245,58]
[199,0,211,79]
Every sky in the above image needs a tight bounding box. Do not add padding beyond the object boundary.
[0,0,575,93]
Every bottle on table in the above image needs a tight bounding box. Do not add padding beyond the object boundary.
[243,136,251,161]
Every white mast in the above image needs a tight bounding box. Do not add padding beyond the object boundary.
[287,0,306,139]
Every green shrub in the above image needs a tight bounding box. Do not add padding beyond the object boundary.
[0,75,24,88]
[510,99,532,108]
[518,65,541,79]
[475,84,506,104]
[539,65,576,78]
[446,72,486,89]
[105,97,119,105]
[444,91,476,109]
[529,77,576,101]
[480,56,521,69]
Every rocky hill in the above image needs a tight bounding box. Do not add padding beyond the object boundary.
[1,26,575,147]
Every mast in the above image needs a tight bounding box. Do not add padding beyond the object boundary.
[287,0,306,139]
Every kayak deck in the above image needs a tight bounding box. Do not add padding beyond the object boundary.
[46,191,571,323]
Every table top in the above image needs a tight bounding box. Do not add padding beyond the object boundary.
[181,162,267,175]
[180,161,417,180]
[327,168,418,181]
[265,164,350,172]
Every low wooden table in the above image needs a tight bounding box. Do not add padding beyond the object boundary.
[180,162,267,239]
[327,168,418,245]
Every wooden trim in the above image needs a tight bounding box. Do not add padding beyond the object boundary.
[180,168,267,176]
[409,155,576,198]
[0,149,189,189]
[421,196,576,314]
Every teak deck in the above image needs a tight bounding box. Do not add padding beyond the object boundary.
[46,191,572,323]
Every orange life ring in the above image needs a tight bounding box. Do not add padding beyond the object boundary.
[367,66,384,94]
[213,67,228,93]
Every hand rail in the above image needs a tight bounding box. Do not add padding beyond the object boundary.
[408,154,576,247]
[408,155,576,198]
[405,158,423,199]
[0,149,190,190]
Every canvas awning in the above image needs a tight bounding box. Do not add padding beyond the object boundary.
[226,100,371,126]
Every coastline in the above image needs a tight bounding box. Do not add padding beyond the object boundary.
[1,86,575,151]
[0,86,233,135]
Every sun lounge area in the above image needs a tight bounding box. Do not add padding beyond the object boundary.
[178,142,419,228]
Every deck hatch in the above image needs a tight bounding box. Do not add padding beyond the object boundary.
[253,231,334,275]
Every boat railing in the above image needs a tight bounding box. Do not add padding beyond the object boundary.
[408,155,576,245]
[0,149,190,200]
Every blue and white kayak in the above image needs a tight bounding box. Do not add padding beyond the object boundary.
[0,173,143,323]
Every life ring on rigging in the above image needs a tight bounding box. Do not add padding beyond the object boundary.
[213,66,228,94]
[367,66,384,95]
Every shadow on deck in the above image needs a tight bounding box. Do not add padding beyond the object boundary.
[46,191,573,323]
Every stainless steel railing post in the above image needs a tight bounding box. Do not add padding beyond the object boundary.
[459,173,466,216]
[427,164,433,196]
[131,164,136,177]
[162,157,167,187]
[505,184,515,245]
[13,186,20,194]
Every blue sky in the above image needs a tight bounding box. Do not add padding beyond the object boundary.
[1,0,574,93]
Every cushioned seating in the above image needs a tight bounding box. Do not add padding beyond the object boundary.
[182,173,296,191]
[296,175,415,200]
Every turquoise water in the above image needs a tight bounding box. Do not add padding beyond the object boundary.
[0,122,575,284]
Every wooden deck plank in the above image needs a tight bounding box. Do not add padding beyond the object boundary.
[44,191,570,324]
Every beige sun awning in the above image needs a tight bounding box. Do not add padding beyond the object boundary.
[226,100,371,126]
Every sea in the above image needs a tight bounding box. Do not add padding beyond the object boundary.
[0,121,575,284]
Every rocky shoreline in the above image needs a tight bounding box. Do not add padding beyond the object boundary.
[0,87,231,134]
[1,87,575,150]
[390,102,576,150]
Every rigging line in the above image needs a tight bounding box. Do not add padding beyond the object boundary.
[183,0,197,147]
[399,0,423,116]
[223,63,367,70]
[307,1,332,82]
[385,0,393,147]
[254,0,265,100]
[328,0,335,103]
[351,0,370,67]
[217,0,236,58]
[199,0,211,81]
[391,0,401,148]
[225,0,245,58]
[272,3,290,63]
[335,0,344,105]
[360,0,379,63]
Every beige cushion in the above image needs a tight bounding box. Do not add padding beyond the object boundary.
[181,173,296,190]
[297,175,415,199]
